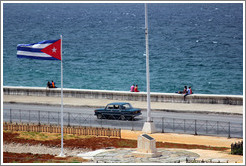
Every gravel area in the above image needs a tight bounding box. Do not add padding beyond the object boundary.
[3,143,200,163]
[92,148,200,163]
[3,143,243,163]
[3,143,88,156]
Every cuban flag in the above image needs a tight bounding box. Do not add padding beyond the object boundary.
[17,39,61,60]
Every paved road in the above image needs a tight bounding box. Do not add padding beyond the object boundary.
[3,103,243,122]
[3,103,243,138]
[3,95,243,115]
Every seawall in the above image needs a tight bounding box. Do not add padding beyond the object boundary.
[3,86,243,105]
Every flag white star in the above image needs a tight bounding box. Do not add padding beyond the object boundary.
[52,47,57,53]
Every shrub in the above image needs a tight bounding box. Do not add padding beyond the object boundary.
[231,141,243,155]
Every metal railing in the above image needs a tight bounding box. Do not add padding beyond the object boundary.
[153,117,242,138]
[3,109,243,138]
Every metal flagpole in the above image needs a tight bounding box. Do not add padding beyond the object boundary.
[145,3,151,122]
[142,3,156,134]
[59,34,64,157]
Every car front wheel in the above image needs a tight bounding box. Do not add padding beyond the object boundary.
[97,114,102,119]
[120,115,125,120]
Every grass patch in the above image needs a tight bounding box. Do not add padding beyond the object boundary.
[18,132,57,141]
[15,131,94,141]
[117,140,136,148]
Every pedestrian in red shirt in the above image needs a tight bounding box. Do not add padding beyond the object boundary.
[134,85,139,92]
[189,86,192,94]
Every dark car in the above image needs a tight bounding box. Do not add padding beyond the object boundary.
[94,102,142,120]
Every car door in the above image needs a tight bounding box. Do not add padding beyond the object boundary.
[105,104,114,118]
[112,104,121,119]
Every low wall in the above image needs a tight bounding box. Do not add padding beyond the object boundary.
[3,122,121,138]
[3,86,243,105]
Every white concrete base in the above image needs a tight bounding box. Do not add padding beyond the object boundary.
[132,151,162,158]
[56,153,66,158]
[142,121,156,134]
[77,149,110,160]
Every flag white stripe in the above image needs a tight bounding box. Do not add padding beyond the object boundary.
[17,51,52,57]
[21,43,52,49]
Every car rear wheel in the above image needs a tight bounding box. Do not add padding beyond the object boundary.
[97,114,102,119]
[120,115,125,120]
[128,116,134,121]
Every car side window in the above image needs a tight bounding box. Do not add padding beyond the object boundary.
[107,105,114,110]
[122,103,131,109]
[114,105,120,110]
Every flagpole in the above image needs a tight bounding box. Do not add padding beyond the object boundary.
[142,3,156,134]
[59,34,64,157]
[145,3,151,123]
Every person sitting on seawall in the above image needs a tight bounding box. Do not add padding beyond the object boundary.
[47,81,51,89]
[134,85,139,92]
[51,80,57,88]
[175,86,187,94]
[189,86,193,94]
[184,86,193,100]
[130,84,135,92]
[183,86,188,94]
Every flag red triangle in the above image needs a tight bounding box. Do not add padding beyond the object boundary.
[41,39,61,60]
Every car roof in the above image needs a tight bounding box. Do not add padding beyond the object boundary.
[108,102,130,105]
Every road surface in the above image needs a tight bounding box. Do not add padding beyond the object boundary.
[3,103,243,138]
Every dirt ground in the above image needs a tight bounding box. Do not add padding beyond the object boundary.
[3,131,243,163]
[121,130,244,163]
[121,130,242,148]
[3,131,228,151]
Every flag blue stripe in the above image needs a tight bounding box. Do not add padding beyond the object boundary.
[17,55,58,60]
[17,39,59,47]
[17,46,43,52]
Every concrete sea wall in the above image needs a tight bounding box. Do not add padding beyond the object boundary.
[3,86,243,105]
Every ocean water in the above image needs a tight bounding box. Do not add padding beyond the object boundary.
[3,3,243,95]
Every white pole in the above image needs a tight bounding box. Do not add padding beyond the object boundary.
[59,34,64,157]
[145,3,151,122]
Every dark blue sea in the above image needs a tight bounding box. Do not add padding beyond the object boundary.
[3,3,244,95]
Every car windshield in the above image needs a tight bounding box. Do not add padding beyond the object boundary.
[121,103,132,109]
